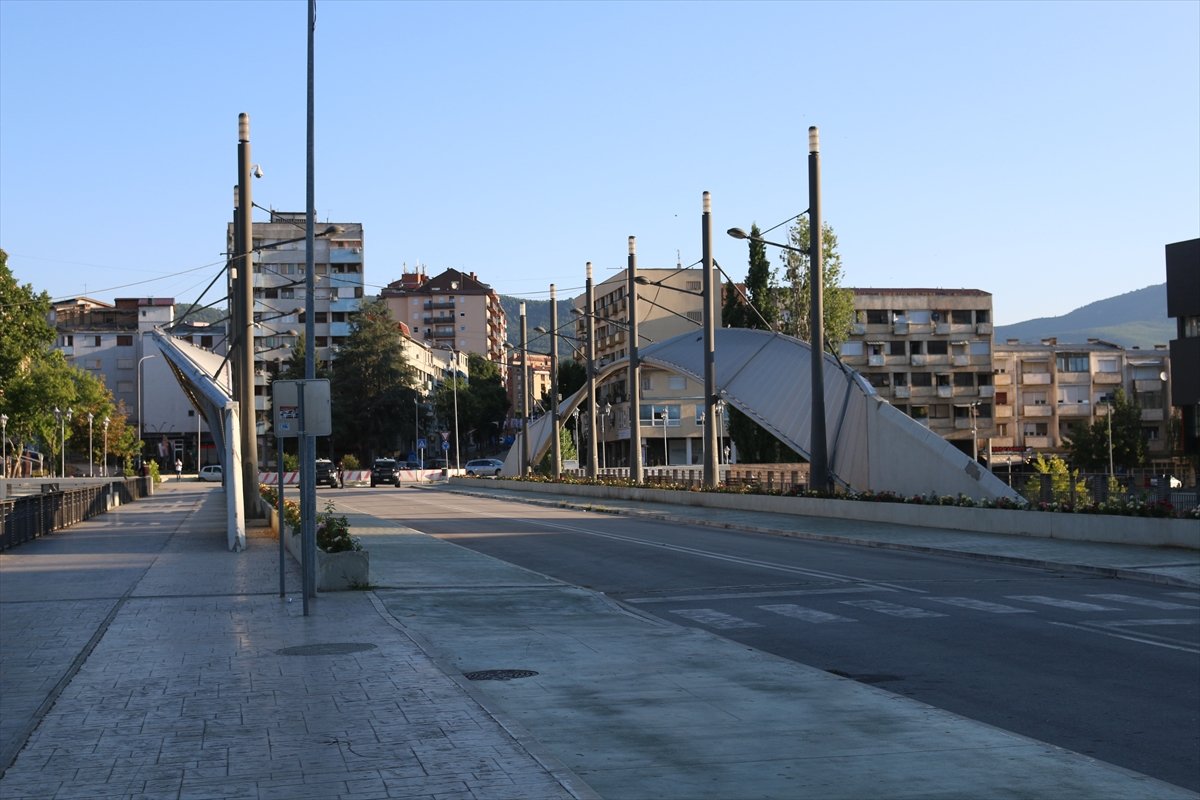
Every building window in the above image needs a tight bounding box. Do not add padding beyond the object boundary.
[892,372,908,386]
[910,372,932,387]
[866,310,887,324]
[840,341,864,356]
[1024,423,1048,436]
[1097,357,1120,373]
[866,373,889,389]
[954,373,974,387]
[93,336,102,347]
[926,340,948,355]
[1142,427,1160,441]
[1056,353,1089,372]
[951,310,973,324]
[889,340,907,356]
[117,335,133,347]
[686,281,701,292]
[668,375,686,391]
[969,341,990,355]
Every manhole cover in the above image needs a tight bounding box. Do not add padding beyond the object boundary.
[463,669,539,681]
[277,643,377,656]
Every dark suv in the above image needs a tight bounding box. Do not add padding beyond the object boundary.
[370,458,400,487]
[315,458,339,488]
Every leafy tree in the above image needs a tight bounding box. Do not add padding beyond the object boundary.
[777,216,854,351]
[1064,387,1146,472]
[459,353,510,453]
[329,299,417,462]
[1023,453,1090,506]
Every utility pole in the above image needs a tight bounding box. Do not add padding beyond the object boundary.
[701,192,718,489]
[807,126,829,492]
[236,113,260,516]
[549,284,561,478]
[627,237,643,483]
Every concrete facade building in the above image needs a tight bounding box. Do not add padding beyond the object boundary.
[228,211,365,454]
[991,339,1174,473]
[839,289,996,458]
[380,268,507,365]
[50,296,223,470]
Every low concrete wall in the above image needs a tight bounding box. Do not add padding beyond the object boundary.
[263,499,370,590]
[455,479,1199,550]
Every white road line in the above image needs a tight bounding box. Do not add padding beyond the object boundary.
[839,599,947,619]
[1005,595,1118,611]
[1047,621,1200,654]
[927,597,1035,614]
[625,586,893,605]
[670,609,762,629]
[758,604,856,623]
[1087,593,1200,611]
[1167,592,1200,601]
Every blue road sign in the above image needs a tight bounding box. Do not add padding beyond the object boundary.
[417,438,427,449]
[441,440,450,451]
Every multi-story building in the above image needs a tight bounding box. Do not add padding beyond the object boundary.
[839,289,996,457]
[575,267,714,467]
[991,339,1173,471]
[380,267,507,364]
[1165,238,1199,460]
[50,296,223,470]
[229,211,365,455]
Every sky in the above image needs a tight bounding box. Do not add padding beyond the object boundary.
[1,0,1197,326]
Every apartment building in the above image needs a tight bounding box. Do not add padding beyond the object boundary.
[227,211,365,455]
[839,289,996,457]
[50,296,222,469]
[992,339,1174,471]
[380,267,507,364]
[574,267,717,467]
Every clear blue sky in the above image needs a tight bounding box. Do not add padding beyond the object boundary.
[1,0,1197,326]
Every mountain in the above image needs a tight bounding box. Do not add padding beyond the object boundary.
[498,296,575,354]
[994,284,1173,348]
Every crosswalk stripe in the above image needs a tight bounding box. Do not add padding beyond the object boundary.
[758,604,855,623]
[927,597,1034,614]
[670,608,762,629]
[1005,595,1117,611]
[1087,593,1200,610]
[839,599,946,619]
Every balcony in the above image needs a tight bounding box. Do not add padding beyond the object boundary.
[995,406,1013,419]
[934,322,951,335]
[850,323,866,335]
[1056,402,1090,417]
[1057,372,1090,385]
[976,323,993,334]
[993,373,1012,386]
[978,385,995,398]
[329,248,363,264]
[868,354,886,366]
[1093,372,1122,385]
[893,321,909,334]
[893,385,911,399]
[952,355,970,367]
[1135,378,1165,392]
[1023,436,1052,449]
[911,354,927,366]
[1023,405,1053,417]
[937,385,953,398]
[1021,373,1052,385]
[1141,408,1165,422]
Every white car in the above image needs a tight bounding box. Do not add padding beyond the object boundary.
[199,464,223,482]
[465,458,504,477]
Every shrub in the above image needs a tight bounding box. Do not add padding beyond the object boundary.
[316,499,361,553]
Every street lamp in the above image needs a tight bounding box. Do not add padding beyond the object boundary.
[600,401,612,470]
[137,353,158,463]
[726,129,827,492]
[53,406,72,477]
[583,263,598,478]
[87,412,94,477]
[627,236,644,484]
[102,416,110,478]
[437,346,463,472]
[520,302,531,475]
[1,413,7,478]
[658,408,669,466]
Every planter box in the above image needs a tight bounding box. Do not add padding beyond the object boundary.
[265,499,370,591]
[461,480,1198,550]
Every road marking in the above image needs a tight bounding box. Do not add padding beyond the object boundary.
[1047,621,1200,654]
[670,608,762,629]
[927,597,1034,614]
[839,599,947,619]
[625,586,893,605]
[1087,593,1200,610]
[758,604,855,623]
[1005,595,1118,611]
[1167,592,1200,601]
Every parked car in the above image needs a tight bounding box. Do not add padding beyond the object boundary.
[315,458,339,488]
[199,464,223,482]
[465,458,504,477]
[370,458,400,487]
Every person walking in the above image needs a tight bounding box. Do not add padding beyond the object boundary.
[175,458,183,481]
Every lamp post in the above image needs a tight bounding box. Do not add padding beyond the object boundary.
[137,353,157,465]
[627,236,644,484]
[536,285,562,477]
[600,401,612,470]
[659,408,669,466]
[520,302,531,475]
[727,132,828,490]
[438,347,462,472]
[87,412,94,477]
[102,416,110,478]
[700,191,718,489]
[1105,400,1114,481]
[584,263,598,478]
[1,413,7,479]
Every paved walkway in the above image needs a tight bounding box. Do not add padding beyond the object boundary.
[1,480,1196,799]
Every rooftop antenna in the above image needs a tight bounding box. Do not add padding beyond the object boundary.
[677,250,682,269]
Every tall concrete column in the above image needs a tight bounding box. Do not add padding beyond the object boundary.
[237,113,260,515]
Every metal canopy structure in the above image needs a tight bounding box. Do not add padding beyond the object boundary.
[149,330,246,550]
[507,327,1021,503]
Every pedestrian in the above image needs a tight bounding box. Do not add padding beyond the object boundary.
[175,458,183,481]
[337,460,345,489]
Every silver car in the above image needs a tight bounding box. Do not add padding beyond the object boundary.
[465,458,504,477]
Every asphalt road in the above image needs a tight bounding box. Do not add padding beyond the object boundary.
[338,485,1200,792]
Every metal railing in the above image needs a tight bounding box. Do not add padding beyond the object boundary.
[0,478,149,550]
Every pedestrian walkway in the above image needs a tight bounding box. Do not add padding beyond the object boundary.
[0,482,587,800]
[1,480,1196,799]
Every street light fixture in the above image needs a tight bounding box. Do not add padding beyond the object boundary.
[725,125,827,492]
[600,401,612,470]
[87,412,94,477]
[102,416,110,478]
[1,413,8,479]
[436,345,463,472]
[137,353,158,463]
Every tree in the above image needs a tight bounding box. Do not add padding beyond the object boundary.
[1064,387,1146,473]
[777,216,854,351]
[328,299,417,462]
[722,224,777,330]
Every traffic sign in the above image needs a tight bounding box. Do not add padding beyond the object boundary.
[417,438,427,449]
[441,440,450,451]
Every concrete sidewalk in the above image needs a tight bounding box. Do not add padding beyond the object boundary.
[1,481,1196,799]
[0,482,587,800]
